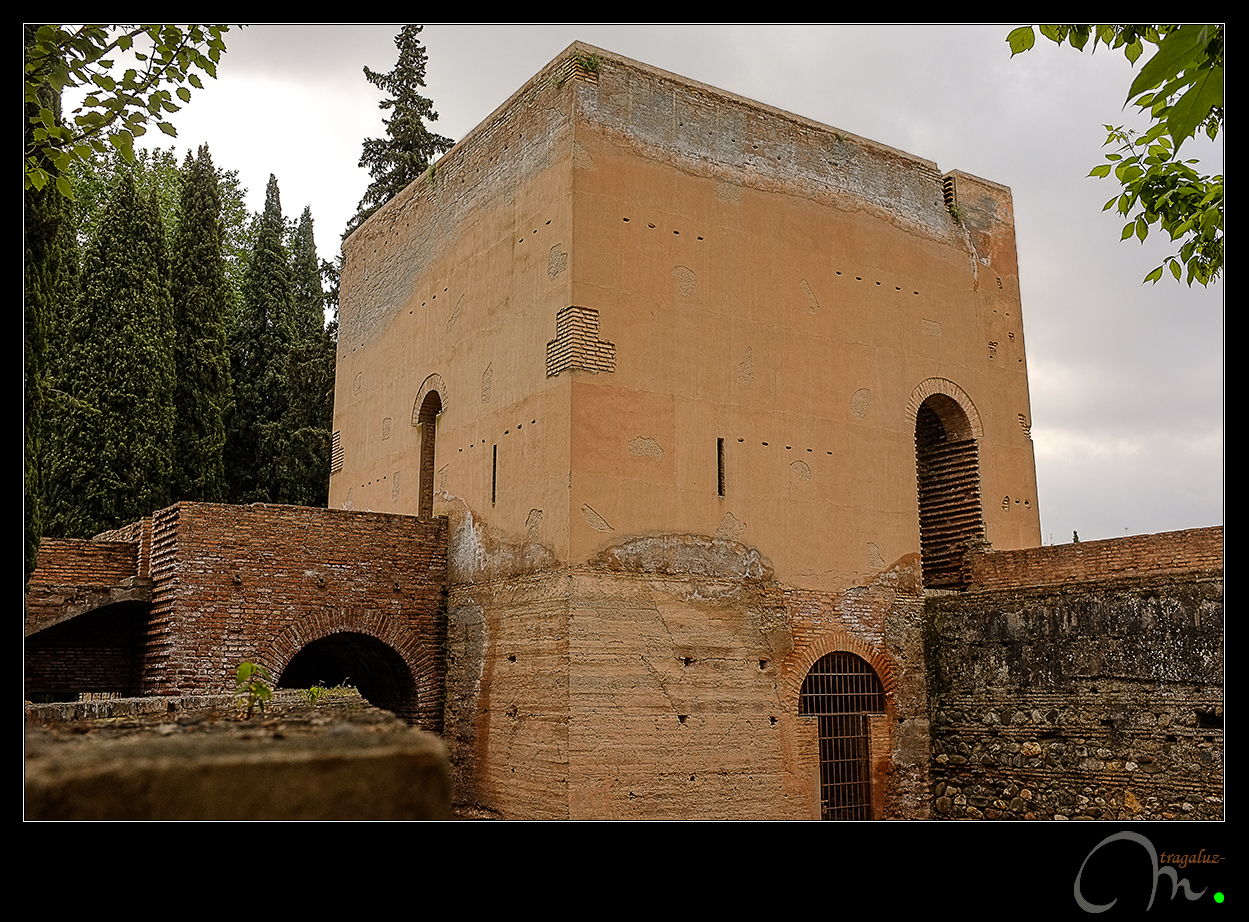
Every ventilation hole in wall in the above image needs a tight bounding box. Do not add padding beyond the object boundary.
[678,715,688,724]
[770,716,778,726]
[683,657,693,666]
[762,441,769,446]
[759,659,768,669]
[1197,709,1223,729]
[623,217,629,222]
[673,230,679,235]
[508,654,516,663]
[648,223,655,228]
[690,775,696,781]
[876,281,881,286]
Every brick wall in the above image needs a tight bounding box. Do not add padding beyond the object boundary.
[28,539,138,587]
[127,503,450,729]
[966,526,1222,591]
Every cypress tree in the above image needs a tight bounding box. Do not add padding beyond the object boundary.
[25,24,81,576]
[45,172,175,537]
[277,207,335,507]
[227,174,293,503]
[171,145,233,502]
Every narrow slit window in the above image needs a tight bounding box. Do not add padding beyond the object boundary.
[492,444,498,506]
[717,438,725,497]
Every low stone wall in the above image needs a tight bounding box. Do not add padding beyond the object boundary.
[926,566,1223,820]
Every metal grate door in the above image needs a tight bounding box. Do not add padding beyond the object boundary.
[800,653,885,820]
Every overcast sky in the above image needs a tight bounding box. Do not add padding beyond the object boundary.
[125,23,1223,545]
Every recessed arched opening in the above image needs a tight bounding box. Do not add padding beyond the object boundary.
[277,632,418,722]
[24,601,150,702]
[416,389,442,518]
[914,393,984,590]
[799,652,887,820]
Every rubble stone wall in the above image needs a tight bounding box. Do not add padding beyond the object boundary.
[927,533,1223,820]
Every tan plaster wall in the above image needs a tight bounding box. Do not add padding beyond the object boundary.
[333,46,1040,593]
[564,66,1040,593]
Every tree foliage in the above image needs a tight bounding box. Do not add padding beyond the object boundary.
[44,171,176,537]
[227,175,293,504]
[69,147,253,307]
[279,208,335,507]
[24,24,231,200]
[346,24,453,238]
[1007,25,1223,287]
[171,145,233,502]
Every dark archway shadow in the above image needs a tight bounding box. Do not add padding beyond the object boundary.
[277,631,419,722]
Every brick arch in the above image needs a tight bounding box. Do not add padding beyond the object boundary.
[411,373,449,426]
[904,378,982,441]
[784,632,895,707]
[262,609,443,730]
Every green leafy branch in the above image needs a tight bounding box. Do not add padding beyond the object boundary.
[1092,124,1222,286]
[25,24,232,199]
[1007,24,1223,287]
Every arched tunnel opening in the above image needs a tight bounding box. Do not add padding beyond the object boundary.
[278,632,418,723]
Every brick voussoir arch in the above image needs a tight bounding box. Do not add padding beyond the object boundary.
[412,373,449,426]
[263,609,429,692]
[904,377,983,441]
[784,631,896,707]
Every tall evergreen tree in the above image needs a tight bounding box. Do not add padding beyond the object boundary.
[345,24,453,238]
[25,62,79,577]
[44,171,175,537]
[227,174,293,503]
[278,207,335,507]
[171,145,233,502]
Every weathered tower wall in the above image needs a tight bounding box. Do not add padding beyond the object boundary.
[331,44,1043,819]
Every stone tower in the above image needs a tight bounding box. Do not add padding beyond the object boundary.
[330,44,1041,819]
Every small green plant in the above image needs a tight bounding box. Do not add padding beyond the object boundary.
[303,681,355,705]
[948,203,963,224]
[576,52,602,75]
[235,662,272,719]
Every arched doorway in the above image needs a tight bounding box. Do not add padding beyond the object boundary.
[277,631,419,722]
[799,652,886,819]
[416,389,442,519]
[914,392,984,590]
